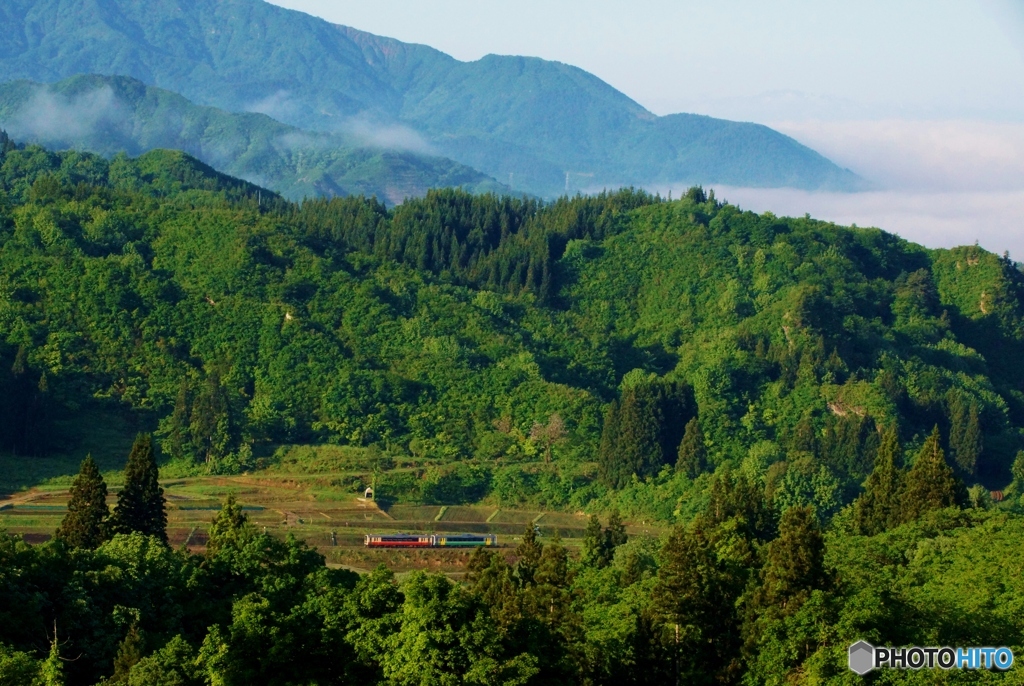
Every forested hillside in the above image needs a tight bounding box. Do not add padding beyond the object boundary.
[0,0,862,196]
[3,137,1024,684]
[2,133,1024,514]
[0,75,508,203]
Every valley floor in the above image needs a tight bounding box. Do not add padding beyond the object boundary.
[0,471,663,575]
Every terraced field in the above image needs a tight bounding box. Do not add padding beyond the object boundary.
[0,472,644,575]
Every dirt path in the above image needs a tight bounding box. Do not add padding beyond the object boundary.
[0,489,46,509]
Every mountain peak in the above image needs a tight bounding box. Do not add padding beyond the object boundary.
[0,0,863,195]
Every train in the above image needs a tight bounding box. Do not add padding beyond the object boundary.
[364,533,497,548]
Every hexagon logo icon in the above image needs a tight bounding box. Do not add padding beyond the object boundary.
[848,641,875,675]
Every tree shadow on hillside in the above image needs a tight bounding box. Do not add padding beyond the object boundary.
[0,408,146,497]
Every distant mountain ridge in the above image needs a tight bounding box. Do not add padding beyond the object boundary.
[0,74,507,203]
[0,0,864,197]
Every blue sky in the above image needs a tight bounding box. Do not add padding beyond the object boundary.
[267,0,1023,121]
[267,0,1024,255]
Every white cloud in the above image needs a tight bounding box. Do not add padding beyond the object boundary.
[772,119,1024,193]
[247,89,304,124]
[702,187,1024,259]
[653,119,1024,259]
[337,114,435,155]
[4,85,126,143]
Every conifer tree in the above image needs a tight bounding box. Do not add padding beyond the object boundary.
[190,370,232,465]
[742,506,829,673]
[466,546,495,587]
[614,387,662,486]
[596,400,621,488]
[111,625,143,684]
[165,378,192,461]
[962,403,983,473]
[676,417,707,478]
[514,524,543,587]
[948,392,983,475]
[605,509,628,549]
[853,427,903,535]
[705,468,775,542]
[532,534,570,625]
[580,514,607,568]
[112,433,168,543]
[753,506,826,614]
[791,415,817,454]
[534,534,568,589]
[54,454,109,549]
[652,521,736,681]
[901,426,967,522]
[206,494,250,556]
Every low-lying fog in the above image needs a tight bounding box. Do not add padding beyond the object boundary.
[663,119,1024,259]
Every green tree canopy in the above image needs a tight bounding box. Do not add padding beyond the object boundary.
[901,426,967,522]
[54,455,109,549]
[675,417,708,479]
[112,434,167,543]
[853,427,904,535]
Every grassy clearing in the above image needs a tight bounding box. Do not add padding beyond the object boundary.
[388,505,443,521]
[440,506,496,522]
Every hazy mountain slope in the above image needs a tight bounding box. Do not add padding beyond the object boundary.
[0,0,864,196]
[0,74,506,203]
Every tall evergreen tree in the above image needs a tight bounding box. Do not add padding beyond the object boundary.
[531,534,570,626]
[112,433,168,543]
[752,506,827,614]
[54,455,109,549]
[580,514,608,568]
[514,524,543,587]
[853,427,903,535]
[676,417,707,478]
[742,506,829,675]
[605,509,628,549]
[615,386,663,485]
[901,426,966,523]
[164,378,192,461]
[649,381,691,467]
[790,415,817,454]
[962,403,983,474]
[190,370,232,465]
[596,400,621,488]
[111,625,144,684]
[652,521,738,684]
[948,392,983,475]
[705,468,775,542]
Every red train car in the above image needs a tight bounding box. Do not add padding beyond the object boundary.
[364,533,498,548]
[364,534,434,548]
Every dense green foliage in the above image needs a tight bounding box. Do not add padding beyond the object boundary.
[2,140,1024,522]
[111,434,167,543]
[2,139,1024,684]
[0,75,508,204]
[53,454,109,549]
[0,0,861,196]
[5,495,1024,685]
